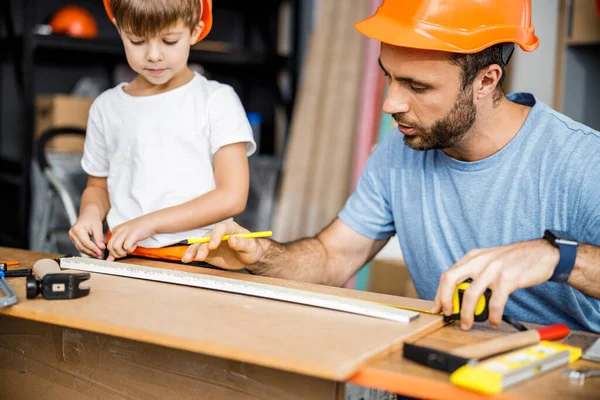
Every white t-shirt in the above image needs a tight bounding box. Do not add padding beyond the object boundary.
[81,73,256,248]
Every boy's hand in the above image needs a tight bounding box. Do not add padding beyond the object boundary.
[106,216,157,261]
[69,215,106,259]
[181,221,268,269]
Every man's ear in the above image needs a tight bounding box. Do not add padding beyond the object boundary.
[475,64,503,100]
[191,21,205,44]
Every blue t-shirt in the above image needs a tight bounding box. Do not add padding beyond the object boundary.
[339,93,600,332]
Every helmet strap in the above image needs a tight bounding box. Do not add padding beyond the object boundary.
[501,43,515,66]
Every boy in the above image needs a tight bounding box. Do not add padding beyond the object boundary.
[69,0,256,262]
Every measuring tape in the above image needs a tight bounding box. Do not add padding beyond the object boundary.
[450,340,582,394]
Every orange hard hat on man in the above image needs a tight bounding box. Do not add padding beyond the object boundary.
[355,0,539,54]
[103,0,213,43]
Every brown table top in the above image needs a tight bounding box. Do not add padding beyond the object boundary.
[2,247,599,399]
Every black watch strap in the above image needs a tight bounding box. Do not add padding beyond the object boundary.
[543,230,578,284]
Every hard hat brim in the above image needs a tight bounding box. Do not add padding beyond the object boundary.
[355,13,539,54]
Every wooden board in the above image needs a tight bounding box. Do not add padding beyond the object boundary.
[272,0,337,242]
[0,248,444,381]
[273,0,370,242]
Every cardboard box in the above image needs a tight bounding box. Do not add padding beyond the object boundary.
[567,0,600,44]
[368,259,418,299]
[35,94,94,154]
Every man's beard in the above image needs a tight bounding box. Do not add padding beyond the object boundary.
[394,86,476,151]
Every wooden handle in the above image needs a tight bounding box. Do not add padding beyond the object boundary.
[32,259,62,278]
[451,330,540,360]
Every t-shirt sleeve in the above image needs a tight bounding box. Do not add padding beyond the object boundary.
[208,85,256,156]
[338,139,396,240]
[81,101,108,177]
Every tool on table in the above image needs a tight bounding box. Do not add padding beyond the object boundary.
[564,368,600,383]
[27,259,90,300]
[583,337,600,363]
[561,333,600,363]
[450,341,582,395]
[379,278,491,324]
[452,323,570,359]
[403,323,570,373]
[443,278,491,323]
[0,260,19,266]
[59,256,419,323]
[0,262,32,277]
[176,230,273,245]
[0,268,18,308]
[403,343,472,373]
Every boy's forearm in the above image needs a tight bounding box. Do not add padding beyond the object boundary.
[149,188,246,234]
[80,186,110,220]
[248,237,333,285]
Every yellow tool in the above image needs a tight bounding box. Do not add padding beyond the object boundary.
[450,341,582,395]
[379,278,491,323]
[177,231,273,245]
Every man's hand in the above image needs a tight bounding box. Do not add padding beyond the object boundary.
[431,239,560,330]
[69,212,105,259]
[181,220,268,269]
[106,216,157,261]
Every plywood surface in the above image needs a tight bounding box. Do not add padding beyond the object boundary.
[0,248,443,381]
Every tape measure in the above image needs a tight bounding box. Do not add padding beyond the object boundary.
[446,278,491,322]
[450,341,582,394]
[379,278,491,322]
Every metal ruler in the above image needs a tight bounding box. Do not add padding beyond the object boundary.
[60,257,420,323]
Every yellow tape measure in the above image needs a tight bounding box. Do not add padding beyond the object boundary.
[377,278,491,322]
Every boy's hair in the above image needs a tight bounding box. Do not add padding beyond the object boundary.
[450,43,510,104]
[110,0,201,37]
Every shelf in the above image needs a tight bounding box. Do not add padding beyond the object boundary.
[0,232,21,248]
[566,38,600,46]
[0,172,21,187]
[29,34,288,67]
[0,158,22,186]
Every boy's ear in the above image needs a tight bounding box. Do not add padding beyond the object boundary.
[191,21,205,44]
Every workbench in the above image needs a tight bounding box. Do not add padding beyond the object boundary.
[1,247,598,399]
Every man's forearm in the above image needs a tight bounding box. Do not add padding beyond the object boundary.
[248,237,333,285]
[568,244,600,299]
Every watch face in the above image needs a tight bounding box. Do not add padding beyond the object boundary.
[546,230,577,243]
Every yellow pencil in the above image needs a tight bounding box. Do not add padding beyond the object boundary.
[176,231,273,245]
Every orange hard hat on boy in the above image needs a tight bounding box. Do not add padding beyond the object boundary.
[103,0,213,43]
[355,0,539,56]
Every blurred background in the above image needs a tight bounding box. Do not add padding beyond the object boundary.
[0,0,598,295]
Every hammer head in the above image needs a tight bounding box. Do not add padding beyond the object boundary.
[27,272,91,300]
[403,342,472,373]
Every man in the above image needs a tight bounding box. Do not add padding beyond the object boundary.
[182,0,600,332]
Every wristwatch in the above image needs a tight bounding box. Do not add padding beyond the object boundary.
[543,229,578,284]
